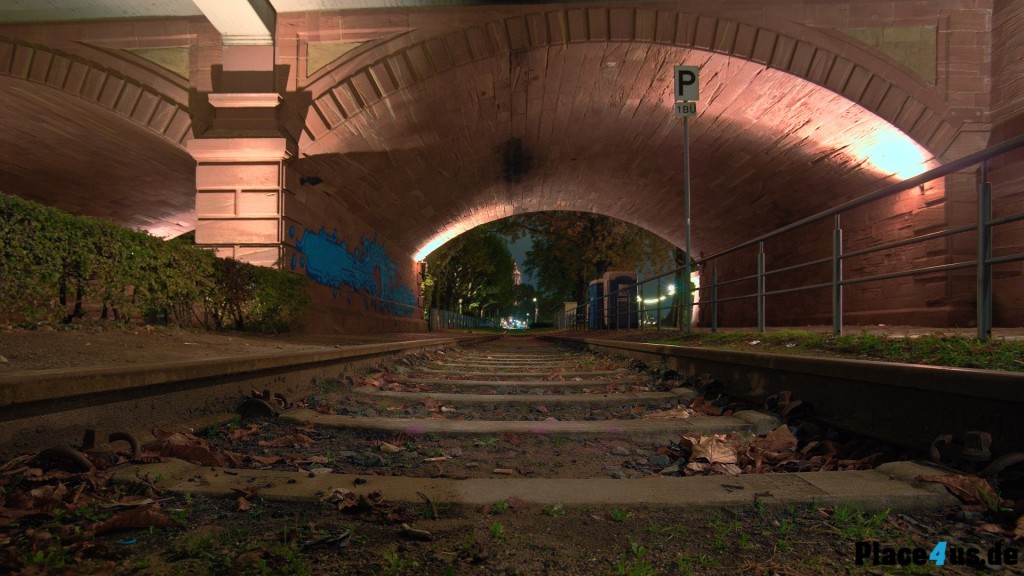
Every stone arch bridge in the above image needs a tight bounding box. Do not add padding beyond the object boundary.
[1,0,1021,332]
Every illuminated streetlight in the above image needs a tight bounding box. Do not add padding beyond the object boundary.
[533,297,538,323]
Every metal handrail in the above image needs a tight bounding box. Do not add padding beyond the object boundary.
[842,225,975,259]
[763,256,833,277]
[428,308,499,330]
[560,133,1024,338]
[701,133,1024,263]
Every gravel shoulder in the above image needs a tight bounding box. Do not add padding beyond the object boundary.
[0,324,441,372]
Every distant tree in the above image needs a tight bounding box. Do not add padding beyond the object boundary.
[424,226,515,318]
[511,282,537,320]
[496,212,677,304]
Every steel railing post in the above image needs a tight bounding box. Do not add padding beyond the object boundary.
[711,265,718,332]
[978,160,993,340]
[657,276,662,330]
[833,214,844,336]
[757,242,766,333]
[635,281,641,331]
[614,292,620,330]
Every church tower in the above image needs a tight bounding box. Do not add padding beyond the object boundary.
[512,259,522,286]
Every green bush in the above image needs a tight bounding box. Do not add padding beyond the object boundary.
[0,192,308,333]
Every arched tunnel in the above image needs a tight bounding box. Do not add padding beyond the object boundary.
[1,1,1022,332]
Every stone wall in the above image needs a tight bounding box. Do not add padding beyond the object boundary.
[989,0,1024,326]
[281,169,425,334]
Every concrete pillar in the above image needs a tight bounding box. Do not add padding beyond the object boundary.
[187,0,289,267]
[187,136,293,266]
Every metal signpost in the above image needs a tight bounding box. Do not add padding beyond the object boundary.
[674,65,698,333]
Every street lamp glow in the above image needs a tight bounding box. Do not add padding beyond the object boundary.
[666,284,676,296]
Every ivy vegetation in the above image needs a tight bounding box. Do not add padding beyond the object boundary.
[0,193,308,332]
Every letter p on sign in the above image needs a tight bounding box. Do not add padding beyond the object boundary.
[674,65,699,101]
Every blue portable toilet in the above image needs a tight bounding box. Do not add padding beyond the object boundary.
[587,279,604,329]
[603,271,638,329]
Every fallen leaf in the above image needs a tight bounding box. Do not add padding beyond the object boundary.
[149,443,227,467]
[684,461,709,475]
[236,497,252,512]
[644,406,694,420]
[257,434,315,448]
[752,425,798,452]
[248,455,284,466]
[232,487,261,500]
[101,496,156,510]
[229,424,261,441]
[690,435,738,465]
[322,487,358,511]
[29,482,68,511]
[711,462,743,476]
[916,474,999,505]
[93,505,178,534]
[0,505,47,520]
[689,396,723,416]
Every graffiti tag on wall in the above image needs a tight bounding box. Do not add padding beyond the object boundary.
[290,226,417,317]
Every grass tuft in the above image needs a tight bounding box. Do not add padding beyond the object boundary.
[652,330,1024,371]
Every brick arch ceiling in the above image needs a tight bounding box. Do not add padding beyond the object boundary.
[0,37,194,149]
[0,37,196,238]
[293,7,949,260]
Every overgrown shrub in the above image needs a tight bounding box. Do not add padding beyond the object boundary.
[0,192,308,332]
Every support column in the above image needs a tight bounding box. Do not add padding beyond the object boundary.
[187,137,293,267]
[186,0,291,267]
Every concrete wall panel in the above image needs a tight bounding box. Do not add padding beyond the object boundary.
[196,163,280,189]
[196,218,280,244]
[195,191,235,216]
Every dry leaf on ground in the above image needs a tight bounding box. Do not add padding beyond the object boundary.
[147,443,227,467]
[92,505,178,534]
[689,397,723,416]
[686,434,738,465]
[321,487,358,511]
[644,406,694,420]
[916,474,999,505]
[257,434,315,448]
[229,424,261,441]
[751,424,798,452]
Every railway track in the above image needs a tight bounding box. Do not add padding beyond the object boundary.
[5,335,1022,575]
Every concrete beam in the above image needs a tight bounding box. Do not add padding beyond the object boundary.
[192,0,276,45]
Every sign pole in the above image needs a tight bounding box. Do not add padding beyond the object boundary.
[674,65,698,334]
[683,114,691,334]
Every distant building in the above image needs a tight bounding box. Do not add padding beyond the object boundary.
[512,259,522,286]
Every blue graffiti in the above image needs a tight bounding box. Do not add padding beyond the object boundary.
[294,228,417,316]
